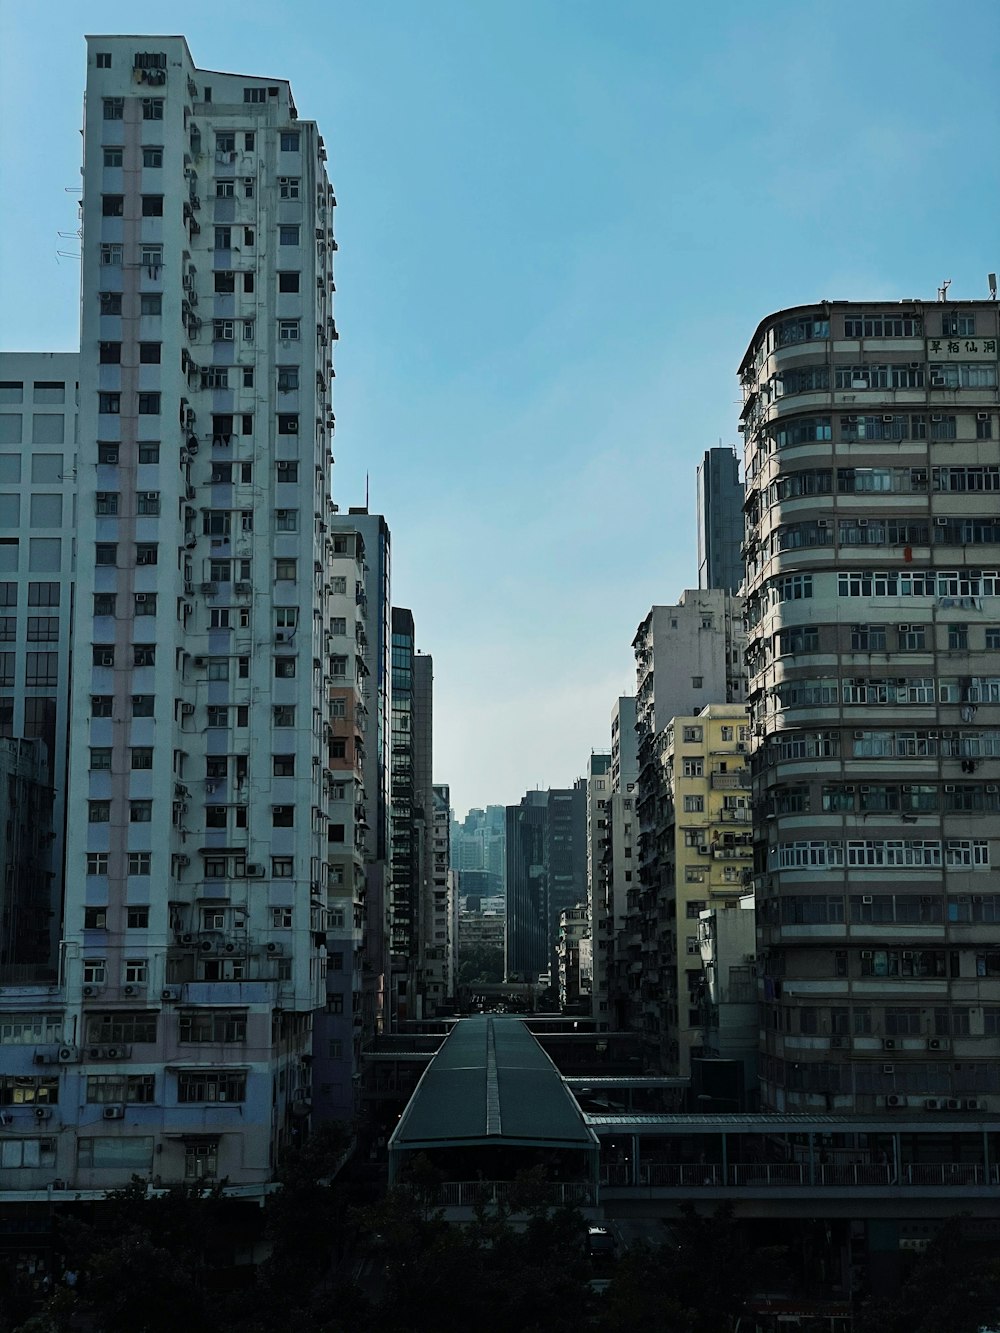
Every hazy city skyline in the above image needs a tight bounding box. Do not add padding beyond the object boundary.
[3,0,998,811]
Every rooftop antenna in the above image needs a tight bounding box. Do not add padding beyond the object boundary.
[989,273,997,301]
[937,279,952,303]
[365,471,369,508]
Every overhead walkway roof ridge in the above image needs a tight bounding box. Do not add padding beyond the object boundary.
[389,1015,599,1153]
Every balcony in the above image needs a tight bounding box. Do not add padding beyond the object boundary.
[711,771,750,790]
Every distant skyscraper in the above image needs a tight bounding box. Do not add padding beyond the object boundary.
[504,786,586,984]
[696,447,743,594]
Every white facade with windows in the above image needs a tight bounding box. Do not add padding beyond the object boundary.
[7,36,341,1194]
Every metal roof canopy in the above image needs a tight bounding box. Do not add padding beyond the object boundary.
[388,1016,600,1170]
[565,1076,689,1088]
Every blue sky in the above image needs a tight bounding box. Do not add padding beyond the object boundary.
[2,1,998,815]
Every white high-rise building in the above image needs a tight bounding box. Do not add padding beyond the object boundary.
[56,36,337,1190]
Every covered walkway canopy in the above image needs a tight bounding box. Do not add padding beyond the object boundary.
[388,1015,600,1184]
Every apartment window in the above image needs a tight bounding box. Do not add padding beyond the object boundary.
[682,759,703,777]
[89,801,111,823]
[100,244,124,265]
[278,319,300,341]
[137,492,160,516]
[244,86,266,103]
[272,908,293,930]
[132,695,154,717]
[273,705,295,727]
[91,696,113,717]
[948,625,969,651]
[275,558,297,581]
[330,617,347,636]
[272,805,294,827]
[976,415,993,441]
[274,657,296,678]
[93,594,116,616]
[129,801,152,823]
[134,593,156,616]
[279,225,299,246]
[98,393,120,415]
[277,413,299,434]
[215,226,232,250]
[275,509,298,533]
[99,341,121,363]
[127,907,150,929]
[99,291,122,314]
[102,195,125,217]
[272,857,293,878]
[143,147,163,168]
[243,226,255,246]
[273,755,295,776]
[178,1070,246,1103]
[132,645,155,668]
[276,461,299,482]
[128,853,151,876]
[683,795,705,813]
[179,1012,246,1043]
[142,98,164,120]
[86,1074,155,1104]
[215,179,235,198]
[82,960,106,986]
[278,177,300,199]
[331,656,347,679]
[102,98,124,120]
[87,853,109,876]
[140,293,162,315]
[280,131,300,151]
[25,616,58,648]
[278,271,300,294]
[214,320,235,342]
[93,645,115,667]
[89,749,112,771]
[141,195,163,216]
[138,342,161,364]
[137,394,160,415]
[207,658,229,681]
[131,747,153,770]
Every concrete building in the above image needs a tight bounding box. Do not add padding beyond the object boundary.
[696,895,758,1104]
[450,806,505,898]
[422,784,453,1011]
[591,698,639,1023]
[556,904,590,1011]
[0,353,79,975]
[633,590,746,742]
[339,509,392,1041]
[312,521,369,1125]
[697,446,744,595]
[622,704,752,1075]
[739,297,1000,1113]
[48,36,337,1192]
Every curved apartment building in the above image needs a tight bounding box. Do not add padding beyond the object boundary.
[739,299,1000,1113]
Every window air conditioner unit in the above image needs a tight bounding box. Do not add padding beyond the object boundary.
[945,1098,961,1110]
[103,1105,125,1120]
[862,894,873,904]
[82,984,102,998]
[266,942,284,955]
[882,415,895,423]
[830,1034,845,1049]
[965,1098,982,1111]
[136,594,148,603]
[193,656,207,666]
[945,784,956,793]
[121,986,143,999]
[181,703,195,716]
[882,1039,896,1051]
[885,1094,903,1108]
[928,1037,948,1051]
[58,1046,78,1063]
[936,517,948,526]
[34,1106,53,1121]
[223,942,239,956]
[924,1098,941,1110]
[161,986,181,1001]
[246,863,265,877]
[977,412,989,421]
[177,855,190,867]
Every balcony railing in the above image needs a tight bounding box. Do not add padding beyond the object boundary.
[601,1162,998,1189]
[434,1181,597,1208]
[711,771,750,790]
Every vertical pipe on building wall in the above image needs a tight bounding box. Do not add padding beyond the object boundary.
[630,1134,639,1186]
